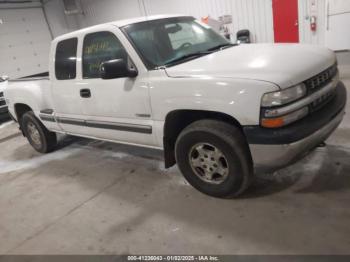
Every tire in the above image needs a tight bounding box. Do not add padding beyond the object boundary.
[21,111,57,153]
[175,119,253,198]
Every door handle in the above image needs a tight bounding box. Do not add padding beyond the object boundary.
[80,88,91,98]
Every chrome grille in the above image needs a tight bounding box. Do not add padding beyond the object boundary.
[305,64,338,92]
[0,100,5,106]
[310,89,335,112]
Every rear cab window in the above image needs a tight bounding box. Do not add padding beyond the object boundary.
[55,38,78,80]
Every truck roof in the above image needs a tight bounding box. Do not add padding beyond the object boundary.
[53,14,188,43]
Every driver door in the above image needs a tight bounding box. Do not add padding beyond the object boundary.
[78,27,156,147]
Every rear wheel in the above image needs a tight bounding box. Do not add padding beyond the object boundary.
[21,111,57,153]
[175,120,253,198]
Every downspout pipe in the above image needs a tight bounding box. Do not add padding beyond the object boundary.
[40,0,54,39]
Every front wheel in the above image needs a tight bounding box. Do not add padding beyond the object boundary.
[21,111,57,153]
[175,120,253,198]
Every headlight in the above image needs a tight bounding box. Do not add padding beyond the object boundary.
[261,83,307,107]
[260,83,309,128]
[261,107,309,128]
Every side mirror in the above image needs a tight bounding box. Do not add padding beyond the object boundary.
[100,59,138,80]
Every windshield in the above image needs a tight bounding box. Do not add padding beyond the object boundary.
[123,17,232,69]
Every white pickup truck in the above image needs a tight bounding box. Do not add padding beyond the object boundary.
[4,15,347,198]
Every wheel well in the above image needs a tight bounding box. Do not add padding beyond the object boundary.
[163,110,243,168]
[14,103,33,128]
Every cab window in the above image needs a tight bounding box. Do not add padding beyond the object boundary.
[82,31,127,79]
[55,38,78,80]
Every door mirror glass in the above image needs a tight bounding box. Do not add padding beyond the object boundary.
[100,59,138,79]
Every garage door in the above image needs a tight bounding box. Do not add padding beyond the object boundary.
[0,8,52,79]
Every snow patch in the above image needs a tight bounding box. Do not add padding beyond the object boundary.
[158,162,177,173]
[0,147,81,174]
[0,121,14,129]
[105,151,130,159]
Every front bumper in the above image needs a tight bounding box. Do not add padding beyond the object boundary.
[245,81,347,173]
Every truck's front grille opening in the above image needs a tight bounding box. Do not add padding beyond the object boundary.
[0,92,3,98]
[309,90,336,113]
[0,100,5,106]
[305,64,337,93]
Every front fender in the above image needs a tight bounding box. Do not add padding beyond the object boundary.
[150,76,279,125]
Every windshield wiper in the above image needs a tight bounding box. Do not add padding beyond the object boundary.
[163,43,236,67]
[164,51,212,67]
[207,43,235,52]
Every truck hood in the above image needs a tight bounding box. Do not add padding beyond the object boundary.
[165,44,336,89]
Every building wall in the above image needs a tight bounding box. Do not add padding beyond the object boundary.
[43,0,79,37]
[325,0,350,50]
[53,0,327,46]
[0,3,52,78]
[144,0,274,43]
[298,0,326,46]
[77,0,144,27]
[43,0,144,37]
[1,0,345,80]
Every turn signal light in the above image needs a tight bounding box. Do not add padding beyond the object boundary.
[261,117,284,128]
[261,107,309,128]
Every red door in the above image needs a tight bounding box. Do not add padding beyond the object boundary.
[272,0,299,43]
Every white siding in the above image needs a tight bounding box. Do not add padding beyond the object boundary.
[231,0,274,43]
[0,7,52,78]
[44,0,332,47]
[77,0,143,27]
[56,0,274,43]
[144,0,274,43]
[42,0,143,38]
[325,0,350,50]
[43,0,79,37]
[298,0,326,46]
[328,0,350,14]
